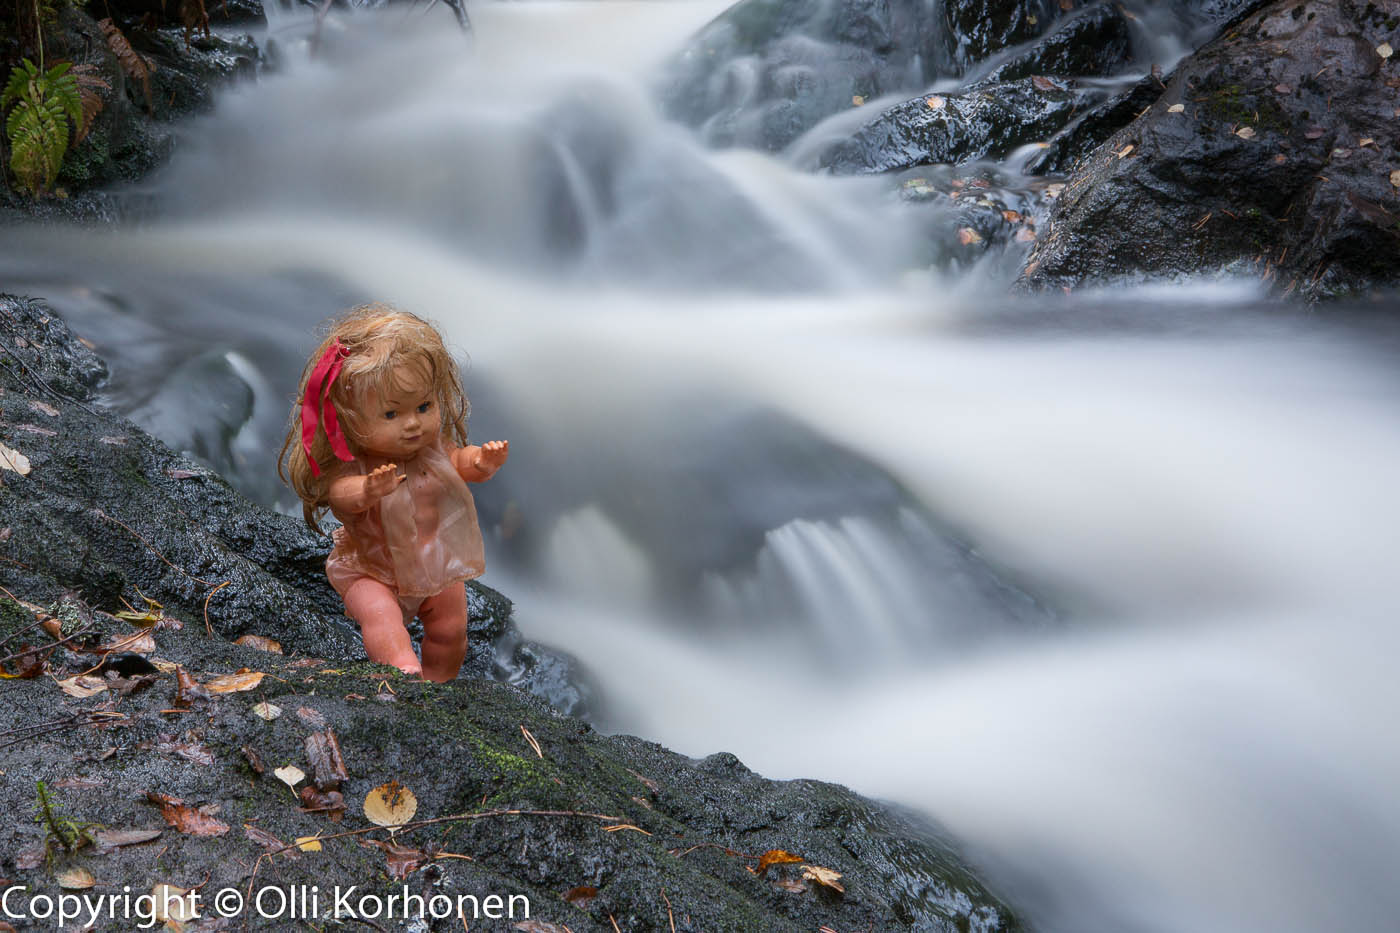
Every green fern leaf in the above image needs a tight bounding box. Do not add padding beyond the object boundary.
[1,60,37,113]
[45,64,82,133]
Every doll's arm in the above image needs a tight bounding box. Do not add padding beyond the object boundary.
[452,440,509,483]
[328,463,404,513]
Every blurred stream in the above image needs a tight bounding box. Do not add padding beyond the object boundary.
[2,2,1399,931]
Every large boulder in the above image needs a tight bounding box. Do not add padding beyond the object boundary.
[0,296,593,712]
[1017,0,1400,299]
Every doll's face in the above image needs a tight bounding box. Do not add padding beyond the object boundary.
[353,367,442,461]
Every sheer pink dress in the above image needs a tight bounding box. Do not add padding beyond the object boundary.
[324,438,485,621]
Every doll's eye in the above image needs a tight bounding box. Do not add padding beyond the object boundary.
[416,401,431,414]
[383,410,397,420]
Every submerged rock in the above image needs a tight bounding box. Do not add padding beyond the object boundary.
[1017,0,1400,299]
[939,0,1061,74]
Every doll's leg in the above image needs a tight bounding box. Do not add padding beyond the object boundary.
[417,582,468,682]
[343,577,421,676]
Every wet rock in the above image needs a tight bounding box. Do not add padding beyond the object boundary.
[0,296,579,706]
[658,0,946,151]
[126,28,261,119]
[0,618,1022,932]
[1022,71,1167,175]
[819,76,1115,175]
[1017,0,1400,299]
[939,0,1060,74]
[971,2,1134,86]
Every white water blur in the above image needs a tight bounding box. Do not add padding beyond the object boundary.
[4,4,1400,932]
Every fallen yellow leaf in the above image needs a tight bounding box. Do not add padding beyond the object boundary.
[1167,103,1185,114]
[274,765,305,791]
[754,849,805,876]
[251,701,282,721]
[851,95,864,106]
[364,780,417,827]
[205,670,266,693]
[1378,42,1394,59]
[295,835,323,852]
[1117,144,1135,158]
[1236,126,1257,140]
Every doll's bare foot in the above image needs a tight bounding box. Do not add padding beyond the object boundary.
[344,578,421,675]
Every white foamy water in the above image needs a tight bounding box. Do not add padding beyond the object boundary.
[2,4,1398,931]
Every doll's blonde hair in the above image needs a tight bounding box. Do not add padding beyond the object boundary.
[278,303,470,532]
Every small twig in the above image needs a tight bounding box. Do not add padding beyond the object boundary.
[609,916,622,933]
[660,889,676,933]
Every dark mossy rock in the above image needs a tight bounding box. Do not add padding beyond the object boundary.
[971,1,1134,86]
[125,28,260,119]
[0,611,1021,931]
[658,0,946,151]
[0,296,592,711]
[818,76,1116,175]
[1017,0,1400,300]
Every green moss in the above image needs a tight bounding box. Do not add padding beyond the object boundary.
[57,129,110,188]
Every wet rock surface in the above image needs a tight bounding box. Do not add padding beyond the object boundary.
[0,298,1022,932]
[1017,0,1400,299]
[0,296,592,712]
[819,76,1117,175]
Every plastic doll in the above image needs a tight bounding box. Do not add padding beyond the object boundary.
[278,304,509,682]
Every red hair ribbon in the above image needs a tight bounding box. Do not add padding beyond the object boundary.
[301,338,356,477]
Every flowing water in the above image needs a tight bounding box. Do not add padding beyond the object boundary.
[3,3,1399,931]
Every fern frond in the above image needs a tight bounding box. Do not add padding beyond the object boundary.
[70,64,110,145]
[45,63,82,132]
[2,60,38,113]
[97,19,155,113]
[7,95,67,195]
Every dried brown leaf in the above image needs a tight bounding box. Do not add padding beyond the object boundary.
[926,95,945,110]
[70,64,109,145]
[94,828,162,850]
[98,19,154,111]
[174,667,211,707]
[957,227,984,246]
[244,823,299,859]
[234,634,283,654]
[155,734,215,766]
[298,785,346,820]
[520,724,544,759]
[802,864,845,894]
[304,729,348,790]
[562,885,598,908]
[514,923,572,933]
[1236,126,1256,140]
[146,791,230,836]
[1031,75,1059,92]
[57,674,108,698]
[360,838,429,880]
[1305,126,1325,140]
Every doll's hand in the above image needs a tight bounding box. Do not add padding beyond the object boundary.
[364,463,405,502]
[456,440,509,482]
[474,440,510,474]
